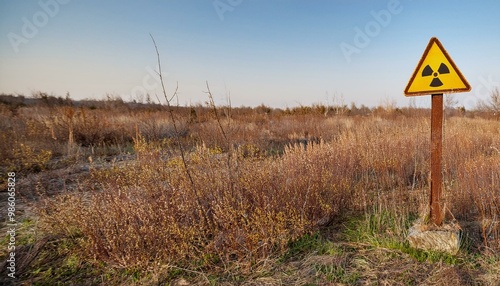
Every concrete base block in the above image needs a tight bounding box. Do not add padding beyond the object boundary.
[407,220,461,254]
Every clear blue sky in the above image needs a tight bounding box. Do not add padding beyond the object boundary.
[1,0,499,108]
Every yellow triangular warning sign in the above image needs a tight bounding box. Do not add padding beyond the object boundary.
[405,37,471,96]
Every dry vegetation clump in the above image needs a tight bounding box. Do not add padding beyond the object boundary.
[39,140,348,270]
[0,105,53,175]
[36,106,500,270]
[38,115,445,271]
[443,118,500,251]
[1,93,499,284]
[0,96,188,175]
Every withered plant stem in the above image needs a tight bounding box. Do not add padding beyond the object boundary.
[204,81,236,196]
[150,34,212,229]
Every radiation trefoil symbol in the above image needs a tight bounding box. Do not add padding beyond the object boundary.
[421,63,450,87]
[404,37,471,96]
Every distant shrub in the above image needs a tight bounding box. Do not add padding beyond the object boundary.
[3,143,52,173]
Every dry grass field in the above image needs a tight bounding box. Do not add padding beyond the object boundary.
[0,94,498,285]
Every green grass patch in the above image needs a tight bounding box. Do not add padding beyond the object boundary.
[1,218,37,248]
[342,211,466,265]
[281,232,344,261]
[315,263,360,284]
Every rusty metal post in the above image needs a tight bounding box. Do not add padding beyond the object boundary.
[430,94,444,226]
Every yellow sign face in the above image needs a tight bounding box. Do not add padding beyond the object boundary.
[405,37,471,96]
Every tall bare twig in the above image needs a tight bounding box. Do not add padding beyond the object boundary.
[204,81,228,142]
[204,81,235,195]
[150,34,212,228]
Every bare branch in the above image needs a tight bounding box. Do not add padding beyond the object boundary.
[204,81,228,142]
[149,34,170,104]
[149,34,213,229]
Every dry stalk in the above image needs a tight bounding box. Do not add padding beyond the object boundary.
[150,34,213,229]
[204,81,236,196]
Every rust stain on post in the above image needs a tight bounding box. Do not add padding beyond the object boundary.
[430,94,444,226]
